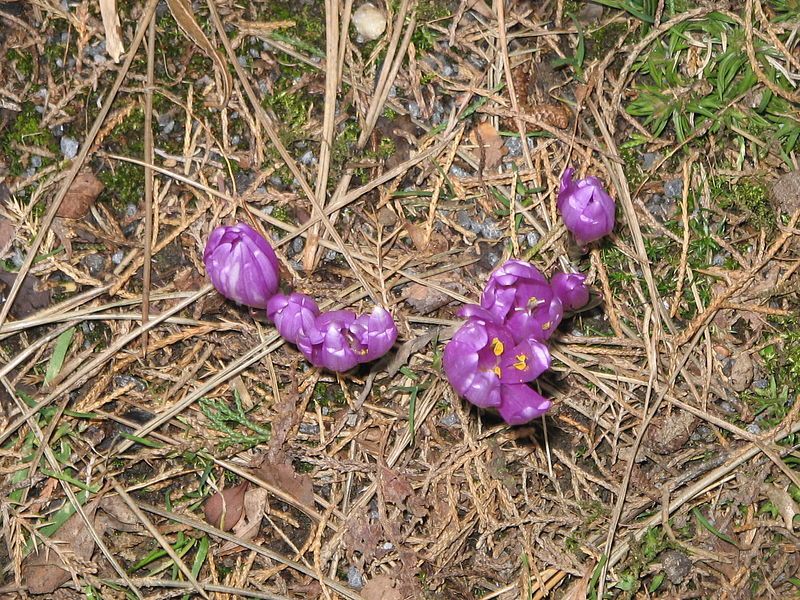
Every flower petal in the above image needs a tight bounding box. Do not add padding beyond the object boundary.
[498,384,552,425]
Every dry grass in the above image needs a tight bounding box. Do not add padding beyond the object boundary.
[1,0,799,598]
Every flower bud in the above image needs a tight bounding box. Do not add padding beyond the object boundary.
[267,292,319,344]
[203,223,280,309]
[551,272,590,311]
[557,167,615,246]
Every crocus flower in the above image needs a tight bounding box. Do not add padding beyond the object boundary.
[204,222,280,309]
[557,167,615,246]
[296,307,397,372]
[443,316,552,424]
[267,292,319,344]
[551,271,590,312]
[477,259,563,343]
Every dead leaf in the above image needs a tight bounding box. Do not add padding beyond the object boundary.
[381,465,413,508]
[470,121,507,171]
[204,483,247,531]
[254,460,314,507]
[165,0,232,104]
[643,410,698,455]
[98,0,124,62]
[58,170,103,219]
[403,276,464,314]
[729,353,754,392]
[218,486,268,555]
[23,501,102,594]
[403,220,427,252]
[362,575,403,600]
[0,215,14,255]
[0,269,51,318]
[766,484,799,531]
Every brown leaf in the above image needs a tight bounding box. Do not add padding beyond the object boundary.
[23,501,102,594]
[165,0,232,104]
[254,460,314,507]
[0,215,14,254]
[218,486,268,555]
[643,410,698,455]
[58,170,103,219]
[470,121,507,171]
[381,465,412,507]
[0,269,51,318]
[362,575,403,600]
[766,484,799,531]
[204,483,247,531]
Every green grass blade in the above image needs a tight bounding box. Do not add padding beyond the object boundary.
[44,327,75,385]
[693,507,738,547]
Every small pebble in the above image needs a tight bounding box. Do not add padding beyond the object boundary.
[299,150,316,166]
[746,423,761,435]
[439,413,459,427]
[291,237,305,255]
[113,374,147,392]
[60,136,79,159]
[505,136,523,157]
[298,422,319,435]
[753,378,768,389]
[112,249,125,265]
[661,549,692,585]
[641,152,661,170]
[526,231,539,247]
[664,178,683,199]
[31,156,42,169]
[407,101,421,120]
[449,165,469,178]
[347,566,363,588]
[83,254,106,278]
[352,3,387,41]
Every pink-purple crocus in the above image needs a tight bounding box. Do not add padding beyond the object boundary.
[557,167,615,247]
[476,259,563,343]
[267,292,320,345]
[551,271,590,312]
[296,307,398,372]
[443,315,552,425]
[204,222,280,309]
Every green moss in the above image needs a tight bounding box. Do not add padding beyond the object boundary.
[0,103,58,175]
[262,79,313,143]
[713,177,774,229]
[258,0,325,52]
[312,382,346,408]
[585,21,629,61]
[97,108,146,207]
[7,49,35,78]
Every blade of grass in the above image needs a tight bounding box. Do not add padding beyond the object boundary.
[43,327,75,385]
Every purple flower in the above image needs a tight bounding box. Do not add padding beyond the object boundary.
[267,292,319,344]
[478,259,563,343]
[203,223,280,309]
[296,307,397,372]
[443,316,551,424]
[551,271,590,311]
[557,167,615,246]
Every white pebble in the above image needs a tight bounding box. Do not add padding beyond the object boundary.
[352,3,386,42]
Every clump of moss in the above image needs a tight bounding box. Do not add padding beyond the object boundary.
[97,108,146,208]
[7,49,35,78]
[0,103,57,176]
[712,177,774,229]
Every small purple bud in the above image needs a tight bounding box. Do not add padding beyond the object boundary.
[352,306,398,362]
[203,223,280,309]
[267,292,319,344]
[557,167,615,246]
[551,271,590,311]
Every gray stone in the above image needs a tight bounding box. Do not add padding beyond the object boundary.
[346,566,363,588]
[439,413,459,427]
[113,374,147,392]
[83,253,106,278]
[661,549,692,585]
[641,152,661,170]
[112,249,125,265]
[664,178,683,199]
[60,136,79,159]
[30,156,42,169]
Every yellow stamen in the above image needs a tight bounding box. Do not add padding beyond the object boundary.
[541,321,551,331]
[491,337,504,356]
[492,366,502,377]
[513,354,528,371]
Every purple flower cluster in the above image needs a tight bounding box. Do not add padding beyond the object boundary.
[204,223,397,372]
[444,260,591,426]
